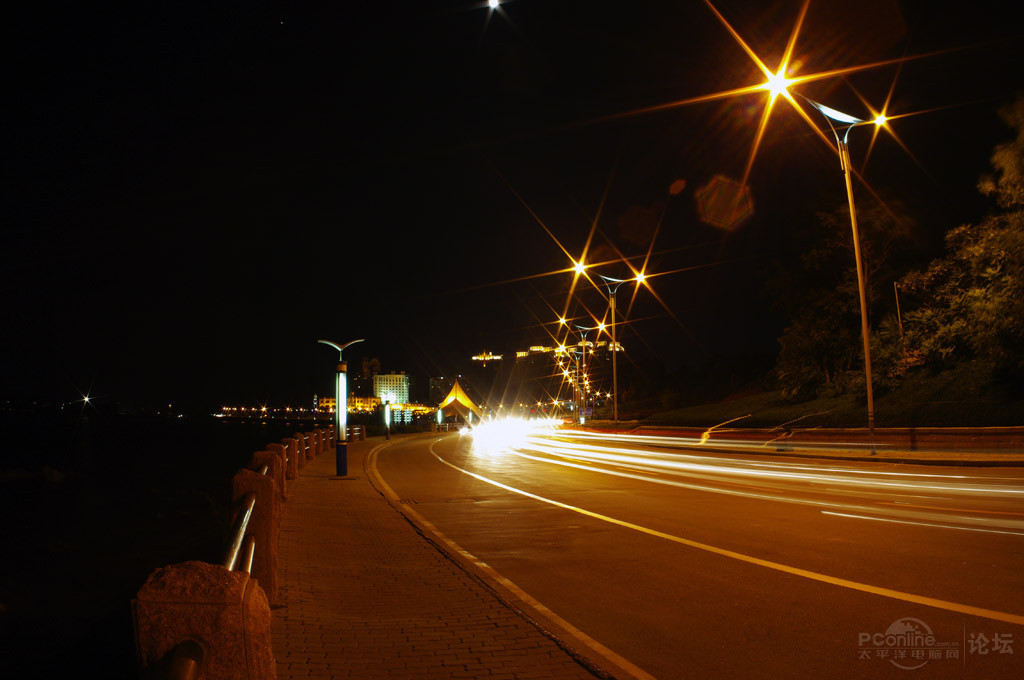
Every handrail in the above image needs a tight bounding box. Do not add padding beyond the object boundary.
[240,535,256,574]
[222,465,269,571]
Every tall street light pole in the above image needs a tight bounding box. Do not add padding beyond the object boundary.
[317,338,365,475]
[806,99,885,449]
[597,274,642,423]
[573,325,598,424]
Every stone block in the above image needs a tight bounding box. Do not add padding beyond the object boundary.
[133,561,274,680]
[292,433,309,467]
[265,443,289,491]
[252,450,285,502]
[280,438,299,478]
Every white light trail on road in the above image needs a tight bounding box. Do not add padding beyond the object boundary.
[823,511,1024,537]
[502,445,1024,533]
[523,435,1023,496]
[476,432,1024,533]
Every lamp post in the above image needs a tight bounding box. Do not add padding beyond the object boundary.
[572,325,597,424]
[597,274,642,423]
[382,395,392,440]
[317,338,365,475]
[806,99,885,448]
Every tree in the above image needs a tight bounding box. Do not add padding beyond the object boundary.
[898,95,1024,389]
[772,201,915,398]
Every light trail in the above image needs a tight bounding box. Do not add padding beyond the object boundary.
[498,444,1024,533]
[460,423,1024,532]
[431,439,1024,626]
[822,511,1024,537]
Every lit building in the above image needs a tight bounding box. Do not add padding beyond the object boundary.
[373,372,409,405]
[471,351,502,367]
[349,395,381,412]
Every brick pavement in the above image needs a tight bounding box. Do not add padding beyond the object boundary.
[271,439,606,680]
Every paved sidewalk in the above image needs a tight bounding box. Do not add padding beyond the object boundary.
[271,439,605,680]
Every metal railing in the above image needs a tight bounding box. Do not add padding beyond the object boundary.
[142,429,331,680]
[222,464,268,572]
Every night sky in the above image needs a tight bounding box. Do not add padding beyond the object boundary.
[5,0,1023,413]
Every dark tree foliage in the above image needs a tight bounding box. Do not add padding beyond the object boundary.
[897,95,1024,390]
[772,201,915,399]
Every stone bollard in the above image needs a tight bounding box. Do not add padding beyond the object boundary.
[231,468,280,604]
[265,443,289,490]
[303,432,315,462]
[280,438,299,478]
[327,426,336,448]
[252,450,285,502]
[133,561,274,680]
[293,433,309,466]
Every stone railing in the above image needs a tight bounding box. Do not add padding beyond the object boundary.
[131,425,336,680]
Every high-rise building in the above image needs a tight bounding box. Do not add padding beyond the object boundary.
[373,372,409,405]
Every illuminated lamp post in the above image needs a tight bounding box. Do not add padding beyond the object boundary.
[317,338,365,476]
[382,395,392,440]
[597,273,643,423]
[571,325,596,424]
[806,99,886,448]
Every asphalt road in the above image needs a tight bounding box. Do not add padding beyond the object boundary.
[374,427,1024,679]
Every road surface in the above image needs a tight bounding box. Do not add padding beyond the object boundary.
[373,427,1024,679]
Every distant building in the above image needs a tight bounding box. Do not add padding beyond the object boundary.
[349,395,381,412]
[374,372,409,405]
[471,351,502,367]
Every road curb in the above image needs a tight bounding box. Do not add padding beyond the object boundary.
[364,436,656,680]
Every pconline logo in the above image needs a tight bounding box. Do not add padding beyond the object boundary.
[858,617,950,670]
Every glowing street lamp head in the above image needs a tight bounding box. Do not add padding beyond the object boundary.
[763,68,792,101]
[573,260,586,275]
[488,0,500,8]
[873,114,887,126]
[635,272,646,284]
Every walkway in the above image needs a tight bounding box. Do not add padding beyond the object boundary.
[271,438,607,680]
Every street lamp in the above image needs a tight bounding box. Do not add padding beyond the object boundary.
[317,338,365,475]
[597,274,642,423]
[569,325,597,424]
[806,98,885,448]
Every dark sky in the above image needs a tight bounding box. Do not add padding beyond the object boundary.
[5,0,1023,412]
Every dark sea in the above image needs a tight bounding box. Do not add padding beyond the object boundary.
[0,411,321,678]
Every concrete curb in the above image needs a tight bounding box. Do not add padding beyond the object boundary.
[365,436,655,680]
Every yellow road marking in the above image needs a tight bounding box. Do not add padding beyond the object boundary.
[429,445,1024,627]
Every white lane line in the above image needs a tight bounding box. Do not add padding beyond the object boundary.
[431,445,1024,627]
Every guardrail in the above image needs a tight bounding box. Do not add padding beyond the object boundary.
[628,425,1024,450]
[222,464,268,575]
[132,425,338,680]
